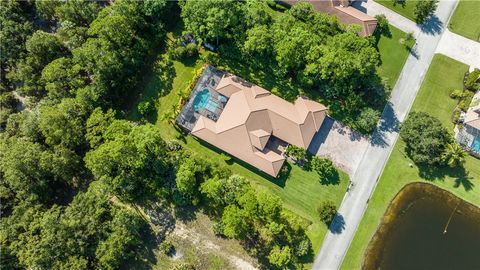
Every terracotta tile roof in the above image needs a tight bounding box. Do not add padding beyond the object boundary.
[281,0,378,37]
[191,72,327,176]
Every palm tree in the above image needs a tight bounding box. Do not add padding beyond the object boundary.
[161,103,181,126]
[442,143,467,168]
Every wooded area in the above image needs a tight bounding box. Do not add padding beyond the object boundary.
[0,0,393,269]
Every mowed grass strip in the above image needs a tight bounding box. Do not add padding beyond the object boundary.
[448,0,480,41]
[375,0,416,21]
[341,54,480,270]
[376,24,415,88]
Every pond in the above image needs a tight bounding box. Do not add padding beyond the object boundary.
[363,183,480,270]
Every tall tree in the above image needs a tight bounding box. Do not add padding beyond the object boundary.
[8,31,66,96]
[85,123,168,203]
[414,0,438,23]
[180,0,242,45]
[400,112,450,165]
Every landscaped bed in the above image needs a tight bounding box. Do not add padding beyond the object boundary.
[341,54,480,270]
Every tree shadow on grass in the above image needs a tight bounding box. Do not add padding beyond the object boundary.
[417,163,474,191]
[320,170,340,185]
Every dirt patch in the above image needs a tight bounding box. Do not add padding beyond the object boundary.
[170,213,259,270]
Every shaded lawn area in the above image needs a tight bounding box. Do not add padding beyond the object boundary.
[341,54,480,270]
[375,0,416,21]
[376,24,415,87]
[448,0,480,41]
[153,57,349,253]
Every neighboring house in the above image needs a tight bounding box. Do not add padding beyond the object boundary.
[457,92,480,156]
[281,0,377,37]
[177,66,327,177]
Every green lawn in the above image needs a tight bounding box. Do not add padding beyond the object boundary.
[375,0,416,21]
[129,18,413,255]
[449,0,480,41]
[341,54,480,270]
[376,24,415,87]
[152,56,349,252]
[128,31,349,254]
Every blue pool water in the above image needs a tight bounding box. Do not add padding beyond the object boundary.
[471,136,480,153]
[193,89,217,112]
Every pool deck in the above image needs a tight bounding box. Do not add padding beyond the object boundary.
[176,66,229,132]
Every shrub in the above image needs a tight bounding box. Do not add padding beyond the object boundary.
[173,263,195,270]
[295,238,312,257]
[212,221,225,236]
[450,89,464,99]
[310,156,337,183]
[138,101,154,116]
[374,14,389,35]
[356,107,380,134]
[285,145,307,162]
[465,69,480,91]
[268,245,292,269]
[458,91,474,111]
[185,43,198,57]
[159,240,174,255]
[318,200,337,225]
[171,46,187,60]
[451,109,461,124]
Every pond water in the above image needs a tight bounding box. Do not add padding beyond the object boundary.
[363,183,480,270]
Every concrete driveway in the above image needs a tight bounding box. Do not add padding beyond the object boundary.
[308,117,369,177]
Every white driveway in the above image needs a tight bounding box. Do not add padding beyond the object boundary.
[313,0,460,269]
[436,29,480,68]
[308,117,369,177]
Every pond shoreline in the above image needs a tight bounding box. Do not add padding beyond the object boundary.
[362,182,480,270]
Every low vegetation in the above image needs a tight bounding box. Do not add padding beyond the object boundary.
[341,54,480,270]
[376,0,438,23]
[448,0,480,41]
[317,200,337,225]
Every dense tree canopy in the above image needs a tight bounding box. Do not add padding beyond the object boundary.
[85,122,169,203]
[181,0,383,133]
[400,112,450,165]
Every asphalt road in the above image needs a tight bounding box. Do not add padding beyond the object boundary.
[312,1,460,269]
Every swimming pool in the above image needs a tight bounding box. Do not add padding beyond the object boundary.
[471,136,480,153]
[193,89,217,112]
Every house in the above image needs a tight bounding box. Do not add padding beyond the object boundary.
[281,0,377,37]
[176,66,327,177]
[457,92,480,156]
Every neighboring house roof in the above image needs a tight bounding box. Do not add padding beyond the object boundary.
[191,73,327,176]
[464,104,480,130]
[281,0,378,37]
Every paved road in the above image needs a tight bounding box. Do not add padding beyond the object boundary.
[312,1,459,269]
